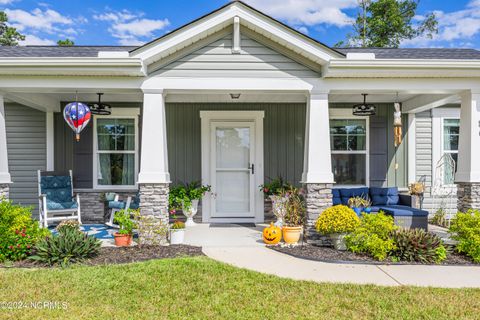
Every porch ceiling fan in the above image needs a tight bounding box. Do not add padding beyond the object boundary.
[88,93,112,115]
[352,93,376,116]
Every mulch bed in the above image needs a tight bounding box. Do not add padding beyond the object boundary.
[3,245,204,268]
[269,244,476,266]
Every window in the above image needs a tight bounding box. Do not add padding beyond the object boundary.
[442,118,459,184]
[94,116,138,188]
[330,118,368,185]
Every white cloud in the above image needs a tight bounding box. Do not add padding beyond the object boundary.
[0,0,16,5]
[244,0,357,32]
[93,9,170,45]
[5,8,78,35]
[402,0,480,47]
[19,34,56,45]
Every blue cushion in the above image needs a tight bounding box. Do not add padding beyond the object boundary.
[369,187,399,206]
[46,200,78,210]
[41,176,71,190]
[332,189,341,205]
[43,187,73,204]
[41,176,73,204]
[380,205,429,217]
[338,187,369,205]
[108,201,126,209]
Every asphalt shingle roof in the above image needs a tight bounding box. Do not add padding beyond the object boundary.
[0,46,136,57]
[0,45,479,60]
[336,47,480,60]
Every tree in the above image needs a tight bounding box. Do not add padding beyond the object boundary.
[0,12,25,46]
[336,0,438,48]
[57,39,75,46]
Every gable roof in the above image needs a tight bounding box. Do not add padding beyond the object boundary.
[0,46,135,57]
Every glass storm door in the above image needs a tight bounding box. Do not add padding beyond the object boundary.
[211,122,255,218]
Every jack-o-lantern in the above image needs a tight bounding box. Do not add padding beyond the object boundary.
[263,222,282,245]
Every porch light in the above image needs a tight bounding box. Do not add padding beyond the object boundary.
[230,93,241,99]
[88,93,112,115]
[352,93,376,116]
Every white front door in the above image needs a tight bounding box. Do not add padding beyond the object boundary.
[211,121,255,218]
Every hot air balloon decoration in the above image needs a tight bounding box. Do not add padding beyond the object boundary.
[63,101,91,141]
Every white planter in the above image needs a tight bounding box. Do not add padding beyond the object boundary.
[183,199,199,227]
[330,233,348,251]
[170,229,185,244]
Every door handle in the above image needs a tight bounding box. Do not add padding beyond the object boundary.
[248,163,254,175]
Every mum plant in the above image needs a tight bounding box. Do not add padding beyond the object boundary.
[315,205,360,235]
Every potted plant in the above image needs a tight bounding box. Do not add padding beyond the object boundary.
[282,188,306,244]
[260,177,292,226]
[348,196,368,216]
[113,209,137,247]
[315,205,360,250]
[180,182,211,226]
[170,220,186,245]
[363,199,372,214]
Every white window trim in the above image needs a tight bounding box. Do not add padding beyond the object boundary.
[92,108,140,190]
[329,109,370,187]
[432,107,460,189]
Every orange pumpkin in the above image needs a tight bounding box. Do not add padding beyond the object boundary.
[263,222,282,244]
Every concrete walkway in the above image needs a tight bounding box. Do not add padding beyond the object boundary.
[184,223,480,288]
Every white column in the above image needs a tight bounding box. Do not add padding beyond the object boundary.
[138,90,170,183]
[456,90,480,183]
[46,111,54,171]
[301,92,334,183]
[0,95,11,184]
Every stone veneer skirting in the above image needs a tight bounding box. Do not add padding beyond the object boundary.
[138,183,169,245]
[457,182,480,212]
[0,183,9,200]
[304,183,333,246]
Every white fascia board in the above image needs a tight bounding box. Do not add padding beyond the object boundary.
[0,58,144,76]
[132,3,340,68]
[142,76,318,92]
[2,91,60,112]
[325,59,480,78]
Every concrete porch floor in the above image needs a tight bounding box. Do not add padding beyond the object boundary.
[184,223,480,288]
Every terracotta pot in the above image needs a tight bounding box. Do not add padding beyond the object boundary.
[114,232,132,247]
[282,226,303,244]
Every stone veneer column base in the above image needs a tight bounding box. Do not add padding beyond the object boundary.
[457,182,480,212]
[304,183,333,246]
[0,183,9,200]
[138,183,169,246]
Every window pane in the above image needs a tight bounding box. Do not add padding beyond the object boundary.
[330,119,367,151]
[98,134,115,150]
[443,119,460,151]
[98,153,135,186]
[97,118,136,151]
[332,154,366,185]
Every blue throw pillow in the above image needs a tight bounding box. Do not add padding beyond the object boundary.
[370,187,399,206]
[332,189,341,205]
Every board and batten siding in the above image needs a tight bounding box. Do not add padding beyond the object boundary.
[5,103,46,213]
[155,31,320,78]
[166,103,306,186]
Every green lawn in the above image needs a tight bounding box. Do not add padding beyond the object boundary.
[1,257,479,320]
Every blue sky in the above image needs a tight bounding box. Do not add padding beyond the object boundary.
[1,0,479,48]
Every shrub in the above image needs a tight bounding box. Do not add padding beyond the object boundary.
[0,200,50,262]
[56,220,80,233]
[316,205,360,234]
[449,209,480,263]
[391,229,447,263]
[114,209,137,235]
[345,212,397,261]
[29,227,101,267]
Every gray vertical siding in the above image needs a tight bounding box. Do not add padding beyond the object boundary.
[5,104,46,212]
[166,103,306,185]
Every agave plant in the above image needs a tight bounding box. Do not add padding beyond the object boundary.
[391,229,447,264]
[29,227,101,267]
